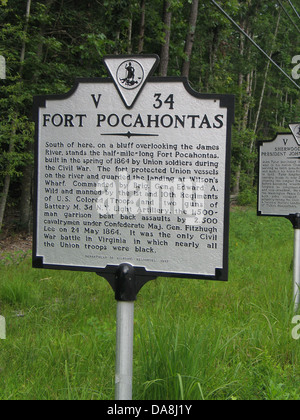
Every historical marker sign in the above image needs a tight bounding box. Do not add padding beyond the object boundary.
[258,126,300,313]
[258,132,300,218]
[33,55,234,281]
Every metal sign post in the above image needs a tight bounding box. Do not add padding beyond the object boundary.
[107,264,157,400]
[114,264,136,400]
[115,300,135,400]
[102,264,157,400]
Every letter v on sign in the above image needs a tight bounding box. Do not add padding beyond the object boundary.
[289,123,300,146]
[103,55,160,109]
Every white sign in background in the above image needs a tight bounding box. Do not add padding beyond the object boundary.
[258,133,300,217]
[34,61,233,279]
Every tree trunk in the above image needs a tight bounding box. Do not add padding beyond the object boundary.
[19,142,34,232]
[20,0,32,76]
[232,28,246,197]
[127,16,133,54]
[138,0,146,53]
[182,0,199,78]
[0,123,16,228]
[0,175,11,230]
[159,0,172,77]
[282,91,288,127]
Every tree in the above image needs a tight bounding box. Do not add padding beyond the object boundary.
[159,0,172,76]
[182,0,199,78]
[138,0,146,53]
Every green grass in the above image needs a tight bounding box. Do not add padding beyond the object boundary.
[0,208,299,400]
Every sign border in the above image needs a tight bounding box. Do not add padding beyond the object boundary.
[33,76,234,282]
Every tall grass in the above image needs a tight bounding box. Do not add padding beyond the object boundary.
[0,208,299,400]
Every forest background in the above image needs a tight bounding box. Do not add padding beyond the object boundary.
[0,0,299,232]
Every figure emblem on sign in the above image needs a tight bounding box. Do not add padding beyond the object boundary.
[290,123,300,146]
[117,60,144,90]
